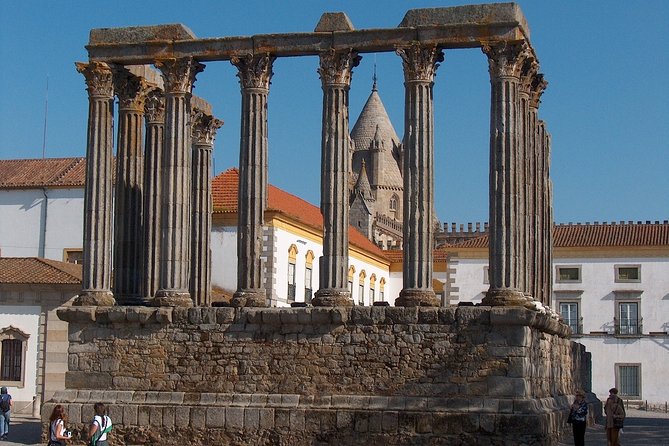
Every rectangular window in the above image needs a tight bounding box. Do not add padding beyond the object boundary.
[556,266,581,283]
[483,266,489,285]
[615,265,640,283]
[559,302,581,334]
[348,280,353,293]
[379,290,384,301]
[616,364,641,399]
[358,284,364,306]
[64,249,84,264]
[287,262,296,302]
[1,339,23,382]
[617,302,641,335]
[304,267,312,304]
[369,288,375,303]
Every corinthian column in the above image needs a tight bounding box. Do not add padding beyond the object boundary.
[143,89,165,300]
[190,109,223,306]
[154,58,204,307]
[482,42,532,307]
[74,61,115,306]
[312,49,360,307]
[112,67,151,305]
[230,54,275,308]
[395,43,443,307]
[529,74,547,303]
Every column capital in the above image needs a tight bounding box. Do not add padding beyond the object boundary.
[75,61,113,98]
[231,53,276,90]
[396,43,444,83]
[519,58,539,96]
[144,89,165,123]
[529,73,548,109]
[112,66,152,112]
[155,57,205,94]
[318,49,361,87]
[482,41,533,79]
[191,109,223,146]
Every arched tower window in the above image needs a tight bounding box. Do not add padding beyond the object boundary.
[369,274,377,303]
[389,194,399,213]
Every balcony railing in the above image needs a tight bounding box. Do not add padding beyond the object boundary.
[614,317,643,335]
[564,317,584,336]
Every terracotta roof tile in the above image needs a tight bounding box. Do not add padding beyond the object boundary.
[0,258,82,284]
[0,158,86,188]
[384,248,448,263]
[448,222,669,249]
[212,168,388,260]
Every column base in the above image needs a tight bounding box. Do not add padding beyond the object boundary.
[395,289,440,307]
[152,290,193,307]
[73,290,116,306]
[482,288,527,306]
[231,289,267,307]
[312,289,352,307]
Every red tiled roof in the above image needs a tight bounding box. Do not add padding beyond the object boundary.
[0,158,86,188]
[384,248,448,262]
[447,222,669,249]
[212,168,387,260]
[0,258,82,284]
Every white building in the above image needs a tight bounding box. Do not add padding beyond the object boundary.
[441,222,669,406]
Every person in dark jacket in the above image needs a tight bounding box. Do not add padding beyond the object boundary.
[605,387,626,446]
[569,389,588,446]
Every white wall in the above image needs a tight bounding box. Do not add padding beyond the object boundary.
[0,188,84,260]
[0,304,40,405]
[211,226,238,292]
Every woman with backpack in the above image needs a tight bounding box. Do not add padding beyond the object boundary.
[88,402,112,446]
[0,386,12,440]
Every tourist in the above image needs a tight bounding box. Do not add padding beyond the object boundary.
[0,386,12,440]
[569,390,588,446]
[88,402,113,446]
[604,387,626,446]
[48,404,71,445]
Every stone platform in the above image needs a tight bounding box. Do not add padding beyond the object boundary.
[48,305,592,445]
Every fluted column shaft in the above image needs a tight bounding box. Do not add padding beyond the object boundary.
[112,68,150,304]
[143,90,165,299]
[313,49,360,307]
[230,54,275,308]
[529,74,547,302]
[543,124,554,306]
[482,42,532,306]
[74,62,115,306]
[154,58,204,307]
[190,110,222,306]
[395,44,443,307]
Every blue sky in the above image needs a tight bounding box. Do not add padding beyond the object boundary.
[1,1,667,225]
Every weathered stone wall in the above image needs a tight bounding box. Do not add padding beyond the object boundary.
[50,306,591,445]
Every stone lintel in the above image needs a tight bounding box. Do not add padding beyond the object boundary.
[87,24,526,64]
[89,24,197,45]
[314,12,355,32]
[399,3,529,40]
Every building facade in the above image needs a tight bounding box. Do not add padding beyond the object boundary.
[440,221,669,406]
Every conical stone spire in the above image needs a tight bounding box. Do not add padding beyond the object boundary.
[353,159,374,201]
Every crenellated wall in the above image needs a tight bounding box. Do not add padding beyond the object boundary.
[48,305,594,445]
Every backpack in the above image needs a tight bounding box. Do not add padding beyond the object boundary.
[89,415,112,446]
[0,395,9,413]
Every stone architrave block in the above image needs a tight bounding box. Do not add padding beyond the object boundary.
[490,307,535,327]
[274,409,290,429]
[149,406,163,427]
[382,411,399,432]
[262,309,282,325]
[405,397,428,410]
[216,308,236,324]
[279,310,299,324]
[225,407,244,430]
[289,409,306,431]
[368,410,383,433]
[348,395,370,409]
[280,394,300,407]
[68,404,82,424]
[304,409,321,432]
[162,406,176,427]
[232,393,252,406]
[200,307,217,324]
[368,396,389,409]
[354,411,368,432]
[479,413,496,433]
[155,307,173,324]
[190,407,206,429]
[415,413,433,433]
[122,404,138,425]
[438,307,457,324]
[330,307,349,324]
[251,394,268,406]
[418,308,439,323]
[387,396,406,410]
[487,376,529,397]
[137,405,150,426]
[311,308,331,324]
[244,407,260,430]
[386,307,418,324]
[258,408,275,430]
[206,407,226,428]
[336,410,353,429]
[175,407,190,428]
[456,307,491,327]
[350,306,373,325]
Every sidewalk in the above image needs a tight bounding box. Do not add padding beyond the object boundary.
[1,409,668,445]
[558,408,669,446]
